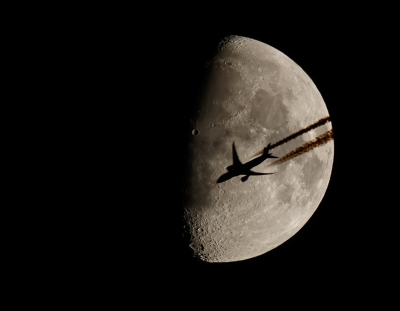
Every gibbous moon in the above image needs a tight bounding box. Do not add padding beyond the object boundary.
[182,35,334,262]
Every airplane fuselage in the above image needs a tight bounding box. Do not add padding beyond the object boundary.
[217,154,270,183]
[239,154,269,171]
[216,142,277,183]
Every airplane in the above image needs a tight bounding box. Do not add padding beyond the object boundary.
[216,142,278,183]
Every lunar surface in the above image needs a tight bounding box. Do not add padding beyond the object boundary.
[181,35,334,262]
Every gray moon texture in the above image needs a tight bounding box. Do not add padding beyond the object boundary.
[182,35,334,262]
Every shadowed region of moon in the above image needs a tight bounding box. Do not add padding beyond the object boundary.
[181,35,334,263]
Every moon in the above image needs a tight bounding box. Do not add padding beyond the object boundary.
[181,35,334,263]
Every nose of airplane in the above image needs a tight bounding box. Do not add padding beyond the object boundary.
[217,173,230,183]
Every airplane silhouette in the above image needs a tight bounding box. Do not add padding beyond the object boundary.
[217,142,278,183]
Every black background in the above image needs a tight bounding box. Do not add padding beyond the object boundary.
[55,8,396,302]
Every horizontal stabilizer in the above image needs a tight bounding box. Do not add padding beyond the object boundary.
[263,143,278,159]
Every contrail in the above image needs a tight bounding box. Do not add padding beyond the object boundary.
[251,116,331,158]
[266,129,334,167]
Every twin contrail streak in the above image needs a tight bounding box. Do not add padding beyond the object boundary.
[266,129,334,167]
[251,116,331,158]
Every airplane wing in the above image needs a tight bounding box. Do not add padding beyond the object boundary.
[231,142,242,166]
[247,170,274,176]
